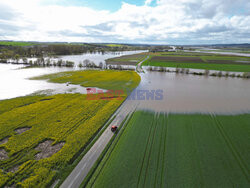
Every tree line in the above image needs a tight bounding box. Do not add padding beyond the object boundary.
[0,43,148,60]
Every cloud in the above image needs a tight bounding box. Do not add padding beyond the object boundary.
[0,3,16,20]
[145,0,154,5]
[0,0,249,44]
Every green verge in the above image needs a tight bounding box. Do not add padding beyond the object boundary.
[88,111,250,188]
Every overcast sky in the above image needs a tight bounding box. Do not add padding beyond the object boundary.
[0,0,249,44]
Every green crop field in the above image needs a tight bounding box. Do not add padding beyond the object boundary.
[142,52,250,72]
[0,70,140,187]
[145,61,250,72]
[87,111,250,188]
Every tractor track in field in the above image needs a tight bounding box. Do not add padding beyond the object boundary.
[136,114,156,188]
[190,120,205,187]
[211,114,250,181]
[154,114,165,187]
[160,114,168,187]
[142,113,160,188]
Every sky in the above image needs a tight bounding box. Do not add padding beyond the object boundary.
[0,0,249,44]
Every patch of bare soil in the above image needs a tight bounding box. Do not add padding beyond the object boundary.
[7,165,20,173]
[14,127,31,135]
[0,148,9,160]
[0,137,9,145]
[4,185,16,188]
[35,140,65,160]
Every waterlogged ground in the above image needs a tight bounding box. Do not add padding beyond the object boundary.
[0,51,143,100]
[0,64,80,100]
[58,51,146,66]
[129,71,250,114]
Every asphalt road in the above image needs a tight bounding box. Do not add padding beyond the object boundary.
[60,99,139,188]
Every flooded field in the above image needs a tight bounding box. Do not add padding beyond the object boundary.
[1,52,249,114]
[193,50,250,57]
[130,71,250,114]
[0,64,80,100]
[0,51,143,100]
[58,51,146,66]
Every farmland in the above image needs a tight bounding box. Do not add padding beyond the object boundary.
[87,111,250,187]
[0,70,140,187]
[141,52,250,72]
[32,70,141,92]
[106,53,148,66]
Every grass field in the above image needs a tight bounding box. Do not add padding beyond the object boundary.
[0,41,36,46]
[0,70,140,187]
[32,70,141,93]
[142,52,250,72]
[87,111,250,187]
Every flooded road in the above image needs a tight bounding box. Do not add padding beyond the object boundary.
[133,71,250,114]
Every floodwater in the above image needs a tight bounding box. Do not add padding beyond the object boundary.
[0,64,75,100]
[193,50,250,57]
[1,50,250,114]
[0,50,144,100]
[129,71,250,114]
[58,51,146,66]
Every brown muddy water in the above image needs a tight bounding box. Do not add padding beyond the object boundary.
[129,71,250,114]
